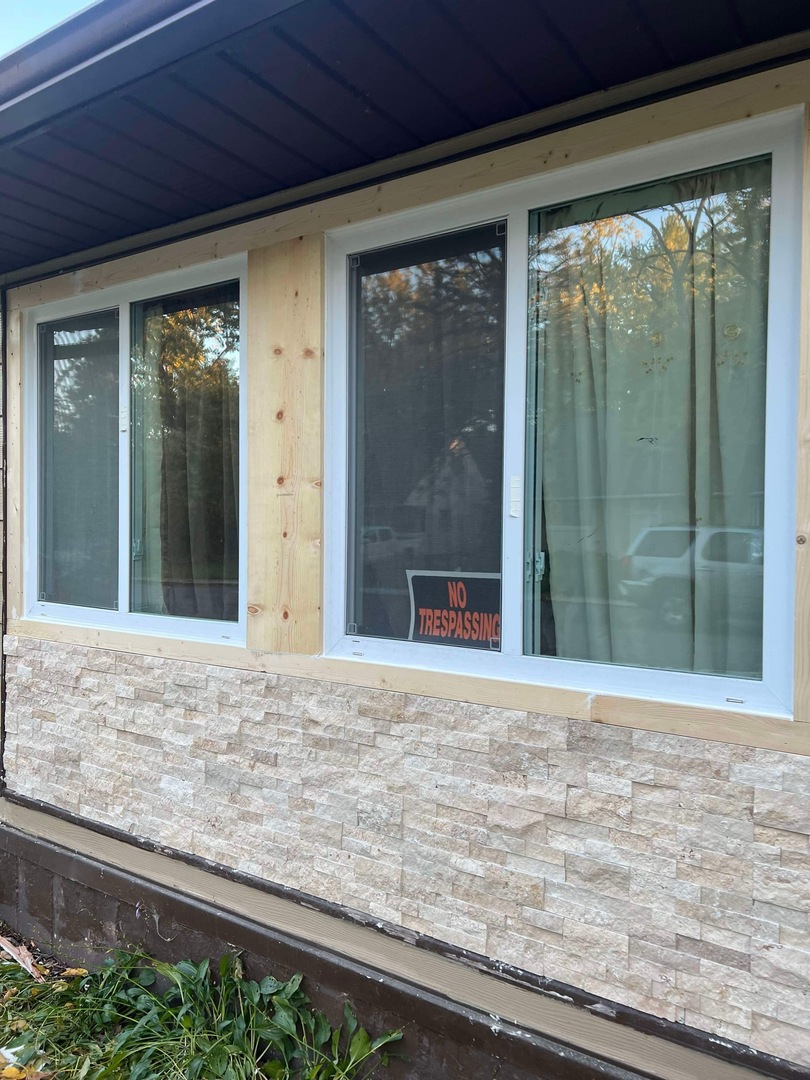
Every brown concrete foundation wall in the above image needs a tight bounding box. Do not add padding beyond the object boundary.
[3,634,810,1066]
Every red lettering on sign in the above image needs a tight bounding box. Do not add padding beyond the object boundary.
[447,580,468,608]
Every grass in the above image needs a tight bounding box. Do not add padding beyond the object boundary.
[0,949,402,1080]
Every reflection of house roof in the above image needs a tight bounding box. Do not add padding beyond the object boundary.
[0,0,808,285]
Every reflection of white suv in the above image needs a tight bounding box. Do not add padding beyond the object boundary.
[618,526,763,626]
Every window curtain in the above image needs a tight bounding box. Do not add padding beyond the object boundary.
[131,283,240,621]
[528,159,770,678]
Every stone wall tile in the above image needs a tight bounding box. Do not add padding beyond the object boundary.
[753,790,810,834]
[750,943,810,990]
[5,634,810,1066]
[751,1015,810,1063]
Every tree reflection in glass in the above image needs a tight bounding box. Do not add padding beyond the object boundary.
[350,224,506,642]
[131,282,240,621]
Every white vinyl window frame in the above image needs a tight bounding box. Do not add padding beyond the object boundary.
[325,110,803,718]
[23,255,248,645]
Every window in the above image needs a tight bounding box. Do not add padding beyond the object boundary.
[39,310,119,610]
[28,260,245,642]
[349,224,506,646]
[327,115,801,714]
[525,157,769,680]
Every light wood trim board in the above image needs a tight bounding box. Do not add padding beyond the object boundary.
[246,236,323,655]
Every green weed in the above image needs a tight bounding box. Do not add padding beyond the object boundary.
[0,950,402,1080]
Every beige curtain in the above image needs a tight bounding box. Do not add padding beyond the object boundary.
[529,159,770,678]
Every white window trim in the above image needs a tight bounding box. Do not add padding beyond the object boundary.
[23,255,248,645]
[325,110,803,718]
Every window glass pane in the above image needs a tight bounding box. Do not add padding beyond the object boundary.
[38,310,119,609]
[350,224,506,646]
[526,157,770,678]
[131,282,239,621]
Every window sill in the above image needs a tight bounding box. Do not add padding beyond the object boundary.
[23,605,245,647]
[6,617,808,756]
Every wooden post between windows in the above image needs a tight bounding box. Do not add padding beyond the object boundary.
[247,235,324,655]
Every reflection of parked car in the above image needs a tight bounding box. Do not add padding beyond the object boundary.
[618,526,763,627]
[362,525,399,563]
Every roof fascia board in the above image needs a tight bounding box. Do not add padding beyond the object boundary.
[0,1,192,100]
[0,0,309,144]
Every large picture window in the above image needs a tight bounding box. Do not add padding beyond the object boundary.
[526,158,770,679]
[329,116,800,714]
[31,265,244,640]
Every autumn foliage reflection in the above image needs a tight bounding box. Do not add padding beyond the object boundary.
[131,284,240,622]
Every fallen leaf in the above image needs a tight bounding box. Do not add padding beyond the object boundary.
[60,968,87,978]
[0,937,45,983]
[1,1067,27,1079]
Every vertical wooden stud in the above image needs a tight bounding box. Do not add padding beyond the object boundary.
[247,235,324,654]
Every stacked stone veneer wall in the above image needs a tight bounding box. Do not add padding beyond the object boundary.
[3,635,810,1065]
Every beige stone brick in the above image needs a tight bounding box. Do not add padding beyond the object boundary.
[753,790,810,835]
[751,942,810,990]
[563,920,628,961]
[565,854,630,898]
[780,849,810,872]
[729,762,783,789]
[782,766,810,796]
[753,865,810,911]
[629,938,699,975]
[751,1014,810,1066]
[566,789,634,830]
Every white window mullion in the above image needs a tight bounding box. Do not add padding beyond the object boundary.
[760,125,802,710]
[117,304,130,617]
[499,208,530,657]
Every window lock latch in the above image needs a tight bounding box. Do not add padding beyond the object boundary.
[526,551,545,582]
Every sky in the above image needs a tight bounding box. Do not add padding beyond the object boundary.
[0,0,98,61]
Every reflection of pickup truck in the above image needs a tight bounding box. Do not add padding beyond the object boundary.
[617,526,763,627]
[362,525,399,563]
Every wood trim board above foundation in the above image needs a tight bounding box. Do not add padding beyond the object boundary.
[5,622,809,755]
